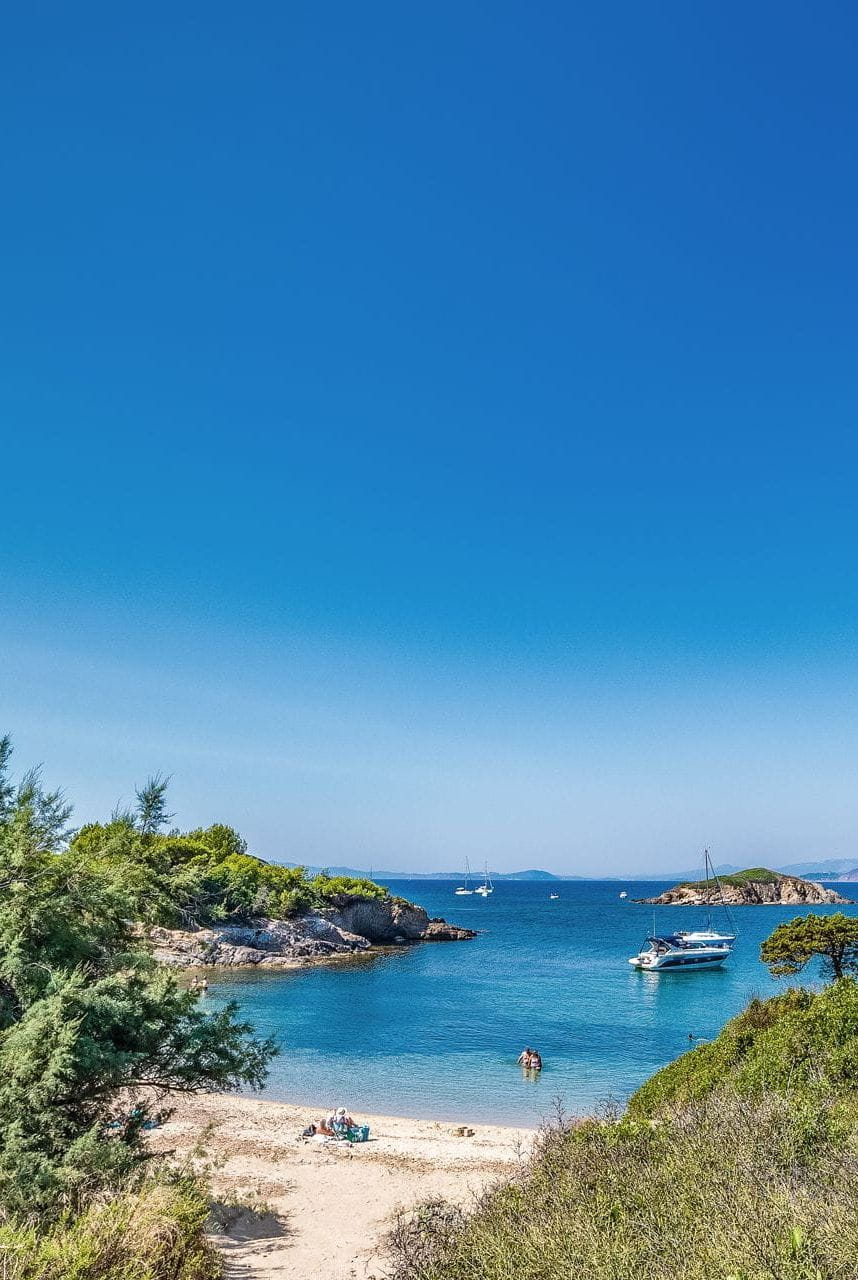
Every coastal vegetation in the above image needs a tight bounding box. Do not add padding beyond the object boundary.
[684,865,781,887]
[0,735,387,1277]
[391,919,858,1280]
[760,911,858,981]
[70,782,387,929]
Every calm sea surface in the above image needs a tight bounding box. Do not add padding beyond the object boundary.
[205,879,858,1127]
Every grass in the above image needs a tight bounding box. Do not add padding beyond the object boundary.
[0,1178,221,1280]
[389,1094,858,1280]
[388,980,858,1280]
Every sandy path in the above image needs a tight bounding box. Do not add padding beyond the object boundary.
[150,1094,535,1280]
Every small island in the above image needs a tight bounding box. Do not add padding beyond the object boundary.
[637,866,852,906]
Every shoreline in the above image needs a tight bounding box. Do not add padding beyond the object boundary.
[149,1092,536,1280]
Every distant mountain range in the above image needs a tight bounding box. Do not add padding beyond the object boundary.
[284,858,858,883]
[773,857,858,880]
[285,864,569,881]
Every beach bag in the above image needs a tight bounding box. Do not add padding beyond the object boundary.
[300,1124,317,1138]
[345,1124,369,1143]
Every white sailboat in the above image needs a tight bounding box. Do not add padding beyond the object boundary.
[454,859,474,895]
[474,863,494,896]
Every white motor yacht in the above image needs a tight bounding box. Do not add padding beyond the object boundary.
[628,851,737,972]
[628,928,735,971]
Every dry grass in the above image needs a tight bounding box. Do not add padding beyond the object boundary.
[0,1178,221,1280]
[388,1093,858,1280]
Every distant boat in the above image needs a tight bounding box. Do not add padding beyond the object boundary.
[474,863,494,896]
[619,891,627,899]
[549,892,560,900]
[454,859,474,895]
[628,850,736,972]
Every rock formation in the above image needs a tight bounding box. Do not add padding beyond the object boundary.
[638,871,851,907]
[149,894,475,969]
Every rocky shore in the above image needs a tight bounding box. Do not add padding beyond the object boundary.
[149,894,476,968]
[639,871,851,907]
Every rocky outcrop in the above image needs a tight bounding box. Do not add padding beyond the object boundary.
[148,917,373,968]
[322,895,474,943]
[149,896,476,969]
[639,872,851,907]
[421,918,476,941]
[322,894,432,943]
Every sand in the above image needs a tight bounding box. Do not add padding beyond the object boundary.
[148,1093,536,1280]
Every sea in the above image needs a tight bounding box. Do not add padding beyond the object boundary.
[205,879,858,1127]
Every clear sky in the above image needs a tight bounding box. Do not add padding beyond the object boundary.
[2,2,857,874]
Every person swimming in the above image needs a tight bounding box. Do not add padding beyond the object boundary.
[517,1047,543,1070]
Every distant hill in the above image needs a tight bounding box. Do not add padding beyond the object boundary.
[281,863,567,881]
[615,864,741,882]
[773,857,858,878]
[277,858,858,884]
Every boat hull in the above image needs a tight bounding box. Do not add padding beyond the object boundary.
[629,951,728,971]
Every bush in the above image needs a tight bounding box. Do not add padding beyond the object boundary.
[388,1093,858,1280]
[629,979,858,1117]
[0,1177,221,1280]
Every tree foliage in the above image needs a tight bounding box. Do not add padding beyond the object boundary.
[0,740,276,1221]
[134,773,174,837]
[760,911,858,980]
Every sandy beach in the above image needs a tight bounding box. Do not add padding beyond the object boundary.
[149,1093,536,1280]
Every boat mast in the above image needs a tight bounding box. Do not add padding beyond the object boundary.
[706,849,738,938]
[704,848,712,931]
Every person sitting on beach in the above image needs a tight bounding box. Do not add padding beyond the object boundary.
[325,1106,354,1134]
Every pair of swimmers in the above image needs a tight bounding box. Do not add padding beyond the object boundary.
[517,1046,542,1071]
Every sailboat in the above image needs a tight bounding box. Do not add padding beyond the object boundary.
[474,862,494,896]
[454,859,474,895]
[628,850,736,972]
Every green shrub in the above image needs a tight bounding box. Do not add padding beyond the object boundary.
[630,979,858,1117]
[0,1177,220,1279]
[389,1093,858,1280]
[681,866,781,890]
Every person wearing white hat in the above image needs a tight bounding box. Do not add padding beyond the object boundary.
[326,1106,354,1133]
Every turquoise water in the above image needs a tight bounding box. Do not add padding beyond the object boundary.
[206,879,857,1127]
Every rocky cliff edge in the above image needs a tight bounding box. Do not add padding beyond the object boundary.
[149,895,475,969]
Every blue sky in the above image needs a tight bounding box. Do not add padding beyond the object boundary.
[2,2,857,873]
